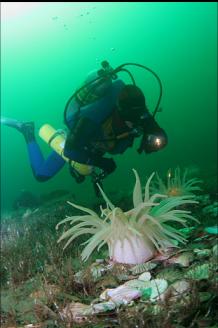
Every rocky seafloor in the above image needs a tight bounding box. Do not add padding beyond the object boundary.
[1,184,217,328]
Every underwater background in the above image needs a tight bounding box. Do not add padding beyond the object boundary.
[1,2,217,211]
[1,4,218,328]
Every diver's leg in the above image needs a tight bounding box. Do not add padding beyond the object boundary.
[1,118,65,181]
[27,142,66,181]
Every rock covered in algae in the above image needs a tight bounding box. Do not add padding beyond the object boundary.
[194,248,211,258]
[185,263,211,280]
[156,267,183,283]
[166,251,194,267]
[204,225,218,234]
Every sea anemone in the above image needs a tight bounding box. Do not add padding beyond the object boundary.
[56,170,199,265]
[151,167,202,197]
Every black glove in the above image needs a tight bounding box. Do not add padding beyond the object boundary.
[92,157,117,174]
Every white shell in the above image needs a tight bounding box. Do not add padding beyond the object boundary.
[130,261,157,275]
[171,280,190,295]
[146,279,168,300]
[100,288,114,301]
[125,278,168,301]
[138,272,151,281]
[125,279,150,289]
[106,285,141,305]
[91,301,116,313]
[61,302,91,323]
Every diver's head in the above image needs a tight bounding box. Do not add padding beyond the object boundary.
[117,85,148,127]
[117,84,168,153]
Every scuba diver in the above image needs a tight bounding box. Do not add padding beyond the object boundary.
[1,61,168,196]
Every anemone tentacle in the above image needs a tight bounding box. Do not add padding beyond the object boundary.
[56,169,199,264]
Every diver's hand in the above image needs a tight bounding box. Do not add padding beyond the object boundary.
[93,157,116,174]
[103,158,116,174]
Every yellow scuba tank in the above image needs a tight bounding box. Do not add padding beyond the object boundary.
[39,124,93,176]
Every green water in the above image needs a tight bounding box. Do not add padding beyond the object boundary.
[1,2,217,212]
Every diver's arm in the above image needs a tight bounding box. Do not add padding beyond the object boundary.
[64,117,116,174]
[64,116,99,160]
[64,116,98,159]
